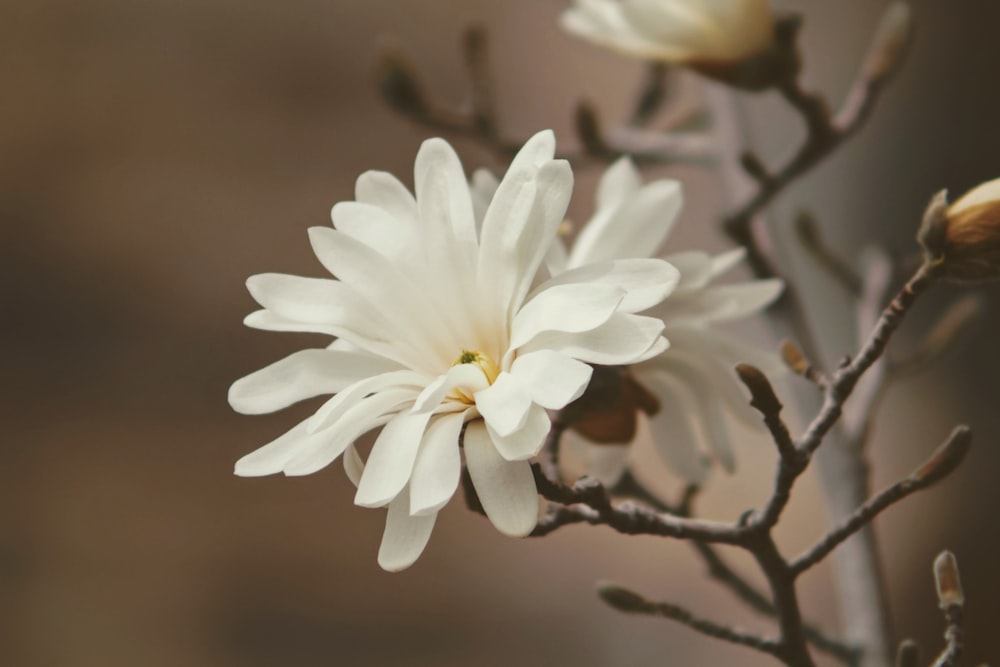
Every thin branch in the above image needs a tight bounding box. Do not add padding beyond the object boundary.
[723,5,912,278]
[799,261,940,457]
[794,211,863,295]
[530,465,745,544]
[596,582,784,660]
[790,427,973,575]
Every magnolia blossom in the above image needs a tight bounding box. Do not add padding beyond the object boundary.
[229,132,679,570]
[560,0,775,66]
[540,157,782,485]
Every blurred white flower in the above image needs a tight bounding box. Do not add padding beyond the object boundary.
[544,157,784,486]
[229,132,679,571]
[560,0,775,66]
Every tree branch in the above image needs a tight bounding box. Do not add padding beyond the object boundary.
[790,427,972,575]
[596,582,784,660]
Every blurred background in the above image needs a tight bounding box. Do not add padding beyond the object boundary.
[3,0,999,665]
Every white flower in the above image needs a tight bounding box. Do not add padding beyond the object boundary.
[543,157,784,485]
[229,132,680,571]
[560,0,775,66]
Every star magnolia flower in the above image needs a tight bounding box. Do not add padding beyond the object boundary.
[229,131,680,571]
[513,157,781,485]
[560,0,775,66]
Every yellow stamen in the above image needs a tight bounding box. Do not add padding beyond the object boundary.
[450,349,499,404]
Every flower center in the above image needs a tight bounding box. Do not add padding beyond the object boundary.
[450,349,499,404]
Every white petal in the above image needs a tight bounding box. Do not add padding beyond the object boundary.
[572,178,683,264]
[228,348,402,415]
[463,421,540,536]
[409,411,468,515]
[662,251,715,292]
[485,403,551,461]
[308,370,428,433]
[710,248,747,278]
[474,372,533,438]
[566,434,629,487]
[638,374,710,484]
[521,313,665,366]
[354,410,434,508]
[509,282,625,351]
[243,309,340,337]
[234,418,320,477]
[666,279,784,326]
[506,129,556,173]
[509,160,575,312]
[412,364,490,414]
[470,168,500,229]
[530,258,680,314]
[646,364,736,472]
[354,170,418,225]
[595,156,642,211]
[331,201,414,261]
[244,275,417,367]
[283,388,415,476]
[308,227,458,365]
[509,350,593,410]
[645,346,758,427]
[377,490,437,572]
[414,137,478,255]
[343,444,365,487]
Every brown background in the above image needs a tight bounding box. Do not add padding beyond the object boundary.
[3,1,999,665]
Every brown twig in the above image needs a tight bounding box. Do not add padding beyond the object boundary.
[597,582,784,659]
[790,427,972,575]
[723,5,912,278]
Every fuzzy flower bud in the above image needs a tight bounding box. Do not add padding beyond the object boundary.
[919,178,1000,283]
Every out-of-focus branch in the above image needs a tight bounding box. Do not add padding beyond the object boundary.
[794,211,863,296]
[790,427,972,575]
[799,260,940,456]
[723,3,913,278]
[377,27,713,168]
[597,582,784,659]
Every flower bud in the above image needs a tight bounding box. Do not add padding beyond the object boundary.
[920,178,1000,282]
[560,0,791,90]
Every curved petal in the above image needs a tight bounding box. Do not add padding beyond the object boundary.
[308,227,458,366]
[283,388,415,476]
[234,418,319,477]
[412,364,490,414]
[331,201,414,262]
[509,350,593,410]
[463,421,540,536]
[637,373,710,484]
[409,410,468,516]
[474,372,533,438]
[377,489,437,572]
[510,282,625,351]
[595,156,642,211]
[354,170,418,226]
[228,348,402,415]
[485,403,551,461]
[355,410,434,508]
[571,178,683,265]
[666,279,784,326]
[520,313,666,366]
[566,434,629,487]
[308,370,429,433]
[343,444,365,487]
[530,258,680,314]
